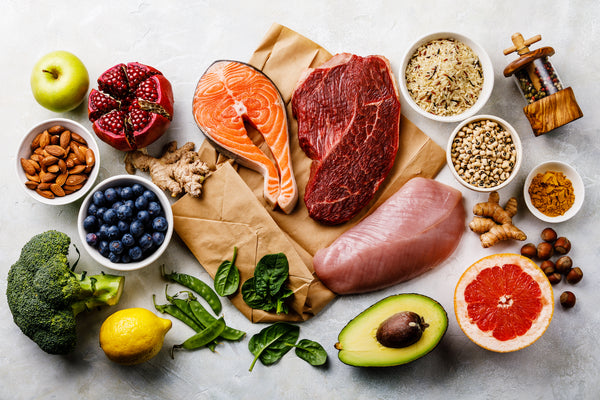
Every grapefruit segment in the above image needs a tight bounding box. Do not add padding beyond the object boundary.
[455,253,553,352]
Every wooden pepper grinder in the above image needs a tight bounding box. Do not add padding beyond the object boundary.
[503,33,583,136]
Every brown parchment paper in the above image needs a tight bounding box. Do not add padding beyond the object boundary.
[172,23,446,323]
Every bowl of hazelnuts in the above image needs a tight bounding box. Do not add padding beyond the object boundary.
[520,227,582,309]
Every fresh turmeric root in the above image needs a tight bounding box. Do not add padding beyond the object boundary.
[124,141,211,197]
[469,191,526,248]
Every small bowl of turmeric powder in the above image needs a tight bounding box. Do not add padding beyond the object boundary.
[524,161,584,223]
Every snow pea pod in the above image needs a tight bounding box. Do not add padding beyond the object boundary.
[162,267,222,315]
[173,317,226,354]
[186,294,246,341]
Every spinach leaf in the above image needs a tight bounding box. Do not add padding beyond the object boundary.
[241,253,294,314]
[254,253,289,297]
[213,247,240,296]
[294,339,328,366]
[248,322,300,371]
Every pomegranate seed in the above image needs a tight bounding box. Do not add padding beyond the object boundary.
[127,62,159,89]
[129,108,152,131]
[97,110,127,136]
[88,89,120,121]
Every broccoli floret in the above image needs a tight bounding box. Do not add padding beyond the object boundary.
[6,230,125,355]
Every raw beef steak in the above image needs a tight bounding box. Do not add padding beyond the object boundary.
[291,53,401,225]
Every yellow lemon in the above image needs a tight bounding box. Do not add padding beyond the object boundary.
[99,308,172,365]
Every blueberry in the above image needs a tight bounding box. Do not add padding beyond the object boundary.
[111,201,124,211]
[136,210,151,225]
[120,186,134,200]
[108,252,121,263]
[87,203,99,217]
[124,199,135,209]
[143,190,157,202]
[122,233,135,247]
[83,215,98,232]
[96,207,108,221]
[134,195,148,210]
[129,246,143,261]
[92,191,106,207]
[121,252,132,263]
[152,232,165,246]
[139,233,153,250]
[103,209,118,225]
[109,240,124,255]
[152,216,168,232]
[107,225,120,240]
[148,201,162,216]
[86,232,98,247]
[117,204,134,221]
[130,220,145,237]
[98,224,110,240]
[104,187,119,203]
[117,220,130,234]
[132,183,145,196]
[98,241,110,257]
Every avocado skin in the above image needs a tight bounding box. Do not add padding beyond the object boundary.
[335,293,448,367]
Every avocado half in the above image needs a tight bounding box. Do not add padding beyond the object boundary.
[335,294,448,367]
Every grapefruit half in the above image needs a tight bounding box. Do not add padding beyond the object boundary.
[454,253,553,352]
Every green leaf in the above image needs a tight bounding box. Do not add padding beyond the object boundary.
[248,322,300,371]
[294,339,328,366]
[254,253,289,297]
[214,247,240,296]
[241,278,264,309]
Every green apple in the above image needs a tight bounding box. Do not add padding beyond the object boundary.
[30,50,90,113]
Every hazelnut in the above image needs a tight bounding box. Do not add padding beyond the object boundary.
[554,237,571,255]
[540,227,557,243]
[540,260,555,276]
[520,243,537,259]
[566,267,583,284]
[555,256,573,275]
[560,291,576,308]
[536,242,554,260]
[547,272,562,285]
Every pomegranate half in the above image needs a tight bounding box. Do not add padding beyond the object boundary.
[88,62,174,151]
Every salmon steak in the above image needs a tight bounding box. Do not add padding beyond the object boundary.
[192,60,298,213]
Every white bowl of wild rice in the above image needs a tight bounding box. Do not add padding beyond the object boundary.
[399,32,494,123]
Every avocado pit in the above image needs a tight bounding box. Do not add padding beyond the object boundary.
[376,311,428,348]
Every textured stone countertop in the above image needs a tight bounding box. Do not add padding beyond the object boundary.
[1,1,599,399]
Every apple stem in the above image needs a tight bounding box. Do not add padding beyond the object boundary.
[42,69,59,79]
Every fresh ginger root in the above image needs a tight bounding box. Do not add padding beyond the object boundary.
[469,191,526,248]
[124,141,211,197]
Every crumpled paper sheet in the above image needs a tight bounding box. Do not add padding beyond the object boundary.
[172,23,446,323]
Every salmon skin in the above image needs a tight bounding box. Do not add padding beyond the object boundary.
[192,60,298,214]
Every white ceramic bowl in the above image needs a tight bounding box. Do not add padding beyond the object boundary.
[523,161,584,223]
[77,174,174,271]
[446,115,522,192]
[16,118,100,205]
[399,32,494,123]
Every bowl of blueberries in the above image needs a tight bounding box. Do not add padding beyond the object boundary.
[77,174,173,271]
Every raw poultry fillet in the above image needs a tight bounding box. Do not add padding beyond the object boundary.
[291,53,401,225]
[313,177,465,294]
[192,60,298,214]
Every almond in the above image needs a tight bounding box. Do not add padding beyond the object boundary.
[66,158,75,168]
[36,189,55,199]
[37,182,52,190]
[48,125,65,135]
[63,184,83,191]
[25,173,40,183]
[50,135,60,145]
[69,164,86,175]
[25,181,38,190]
[66,174,86,186]
[30,154,43,163]
[41,155,59,168]
[20,158,36,175]
[55,172,68,186]
[71,132,88,145]
[40,171,57,183]
[45,145,66,158]
[60,130,71,148]
[47,165,60,173]
[85,148,95,167]
[39,130,50,148]
[58,159,67,174]
[50,184,66,197]
[31,132,43,150]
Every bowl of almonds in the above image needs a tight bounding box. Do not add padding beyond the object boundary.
[16,118,100,205]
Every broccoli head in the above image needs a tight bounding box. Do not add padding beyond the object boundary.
[6,230,125,354]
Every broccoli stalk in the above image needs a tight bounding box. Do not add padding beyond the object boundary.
[6,230,125,355]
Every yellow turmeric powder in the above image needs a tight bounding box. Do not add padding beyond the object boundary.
[528,170,575,217]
